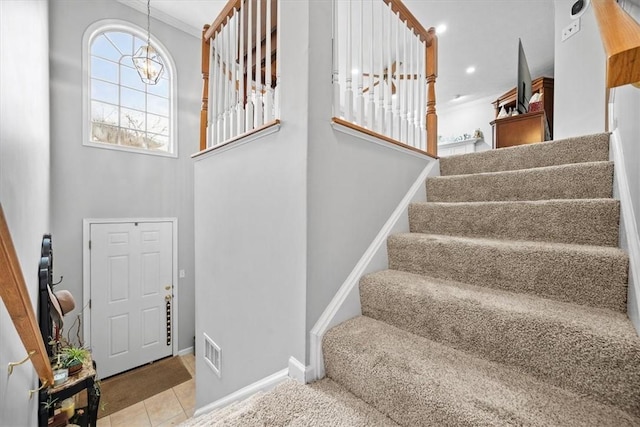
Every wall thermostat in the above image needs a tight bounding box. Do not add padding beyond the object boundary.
[571,0,590,19]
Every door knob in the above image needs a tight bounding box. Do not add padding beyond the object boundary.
[165,295,172,301]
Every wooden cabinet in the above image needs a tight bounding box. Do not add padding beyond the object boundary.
[491,77,554,149]
[490,111,549,149]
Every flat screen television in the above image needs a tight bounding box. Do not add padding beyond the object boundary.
[516,38,532,115]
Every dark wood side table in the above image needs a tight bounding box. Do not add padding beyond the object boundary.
[38,360,100,427]
[491,110,550,149]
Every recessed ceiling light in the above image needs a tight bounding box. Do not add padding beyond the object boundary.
[466,66,476,74]
[351,68,359,74]
[436,24,447,34]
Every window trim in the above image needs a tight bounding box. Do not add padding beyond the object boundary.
[82,19,178,158]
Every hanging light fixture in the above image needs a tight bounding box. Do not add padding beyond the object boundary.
[133,0,164,85]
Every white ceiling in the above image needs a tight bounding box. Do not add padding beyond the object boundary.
[123,0,556,110]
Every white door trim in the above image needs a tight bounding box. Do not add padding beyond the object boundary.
[82,217,179,358]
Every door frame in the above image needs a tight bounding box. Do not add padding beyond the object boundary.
[82,217,179,358]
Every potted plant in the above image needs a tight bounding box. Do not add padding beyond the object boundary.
[41,396,58,425]
[61,346,90,376]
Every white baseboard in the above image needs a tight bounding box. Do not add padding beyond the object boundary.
[610,129,640,335]
[308,160,439,380]
[193,367,289,418]
[177,346,194,357]
[288,357,314,384]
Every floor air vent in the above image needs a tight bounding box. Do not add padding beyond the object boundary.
[203,333,221,377]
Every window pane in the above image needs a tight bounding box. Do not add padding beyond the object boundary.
[92,34,122,61]
[105,32,133,56]
[147,76,169,97]
[146,133,169,152]
[147,113,169,135]
[120,107,146,133]
[87,29,174,155]
[147,93,168,116]
[91,79,119,104]
[91,56,118,83]
[91,122,120,145]
[119,128,146,148]
[91,101,119,126]
[120,86,146,111]
[134,36,145,53]
[120,64,146,91]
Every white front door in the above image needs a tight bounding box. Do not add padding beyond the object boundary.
[89,221,173,378]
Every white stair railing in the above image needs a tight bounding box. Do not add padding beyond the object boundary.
[332,0,438,156]
[200,0,280,151]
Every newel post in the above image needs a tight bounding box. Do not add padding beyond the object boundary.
[200,25,211,152]
[425,27,438,157]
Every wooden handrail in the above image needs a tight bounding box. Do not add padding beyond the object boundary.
[384,0,434,46]
[593,0,640,88]
[204,0,242,41]
[0,205,53,387]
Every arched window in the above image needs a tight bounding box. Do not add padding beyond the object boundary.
[83,21,176,156]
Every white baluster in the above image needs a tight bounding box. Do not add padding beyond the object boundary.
[345,0,353,121]
[264,0,273,122]
[400,22,408,144]
[355,0,364,126]
[406,30,416,147]
[376,2,385,134]
[392,10,401,140]
[332,0,341,118]
[216,32,225,144]
[274,0,281,119]
[413,34,420,147]
[366,0,375,129]
[224,17,235,139]
[246,0,254,131]
[255,0,263,127]
[207,35,218,147]
[385,3,393,138]
[419,40,426,150]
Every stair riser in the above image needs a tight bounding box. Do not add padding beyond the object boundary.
[427,162,613,203]
[323,316,639,426]
[360,277,640,415]
[409,200,620,246]
[387,234,628,311]
[439,132,610,176]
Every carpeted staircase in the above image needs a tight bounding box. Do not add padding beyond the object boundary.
[183,133,640,426]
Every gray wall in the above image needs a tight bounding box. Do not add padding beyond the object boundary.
[613,1,640,333]
[554,0,606,138]
[616,3,640,237]
[304,0,430,363]
[192,0,430,409]
[48,0,199,353]
[193,131,308,407]
[193,0,310,407]
[0,1,51,425]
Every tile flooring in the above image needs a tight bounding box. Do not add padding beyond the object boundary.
[96,354,195,427]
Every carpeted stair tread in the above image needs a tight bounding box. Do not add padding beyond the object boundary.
[439,132,610,176]
[180,379,399,426]
[427,161,614,202]
[323,315,639,426]
[409,198,619,246]
[387,233,628,311]
[360,269,640,415]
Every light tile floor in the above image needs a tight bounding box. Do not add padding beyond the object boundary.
[96,354,195,427]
